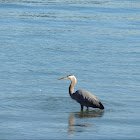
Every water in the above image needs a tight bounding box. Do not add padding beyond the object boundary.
[0,0,140,139]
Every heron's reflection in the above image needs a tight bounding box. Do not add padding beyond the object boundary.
[68,110,104,136]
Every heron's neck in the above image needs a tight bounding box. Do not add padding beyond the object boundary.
[69,77,77,95]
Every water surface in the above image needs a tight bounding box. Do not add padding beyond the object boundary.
[0,0,140,139]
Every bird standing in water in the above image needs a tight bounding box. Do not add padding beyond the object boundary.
[58,74,104,111]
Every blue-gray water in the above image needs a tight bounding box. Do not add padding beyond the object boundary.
[0,0,140,139]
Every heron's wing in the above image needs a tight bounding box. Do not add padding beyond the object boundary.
[74,89,104,109]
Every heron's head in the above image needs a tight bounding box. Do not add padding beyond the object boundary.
[57,74,77,83]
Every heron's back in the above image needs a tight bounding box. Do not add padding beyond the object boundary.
[72,89,104,110]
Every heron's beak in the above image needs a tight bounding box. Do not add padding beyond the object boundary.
[57,76,68,81]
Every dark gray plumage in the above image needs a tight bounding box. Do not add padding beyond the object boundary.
[58,75,104,111]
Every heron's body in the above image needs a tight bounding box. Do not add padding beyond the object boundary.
[71,90,104,110]
[58,75,104,111]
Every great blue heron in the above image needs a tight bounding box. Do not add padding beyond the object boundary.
[58,74,104,111]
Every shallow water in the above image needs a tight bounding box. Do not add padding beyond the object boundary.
[0,0,140,139]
